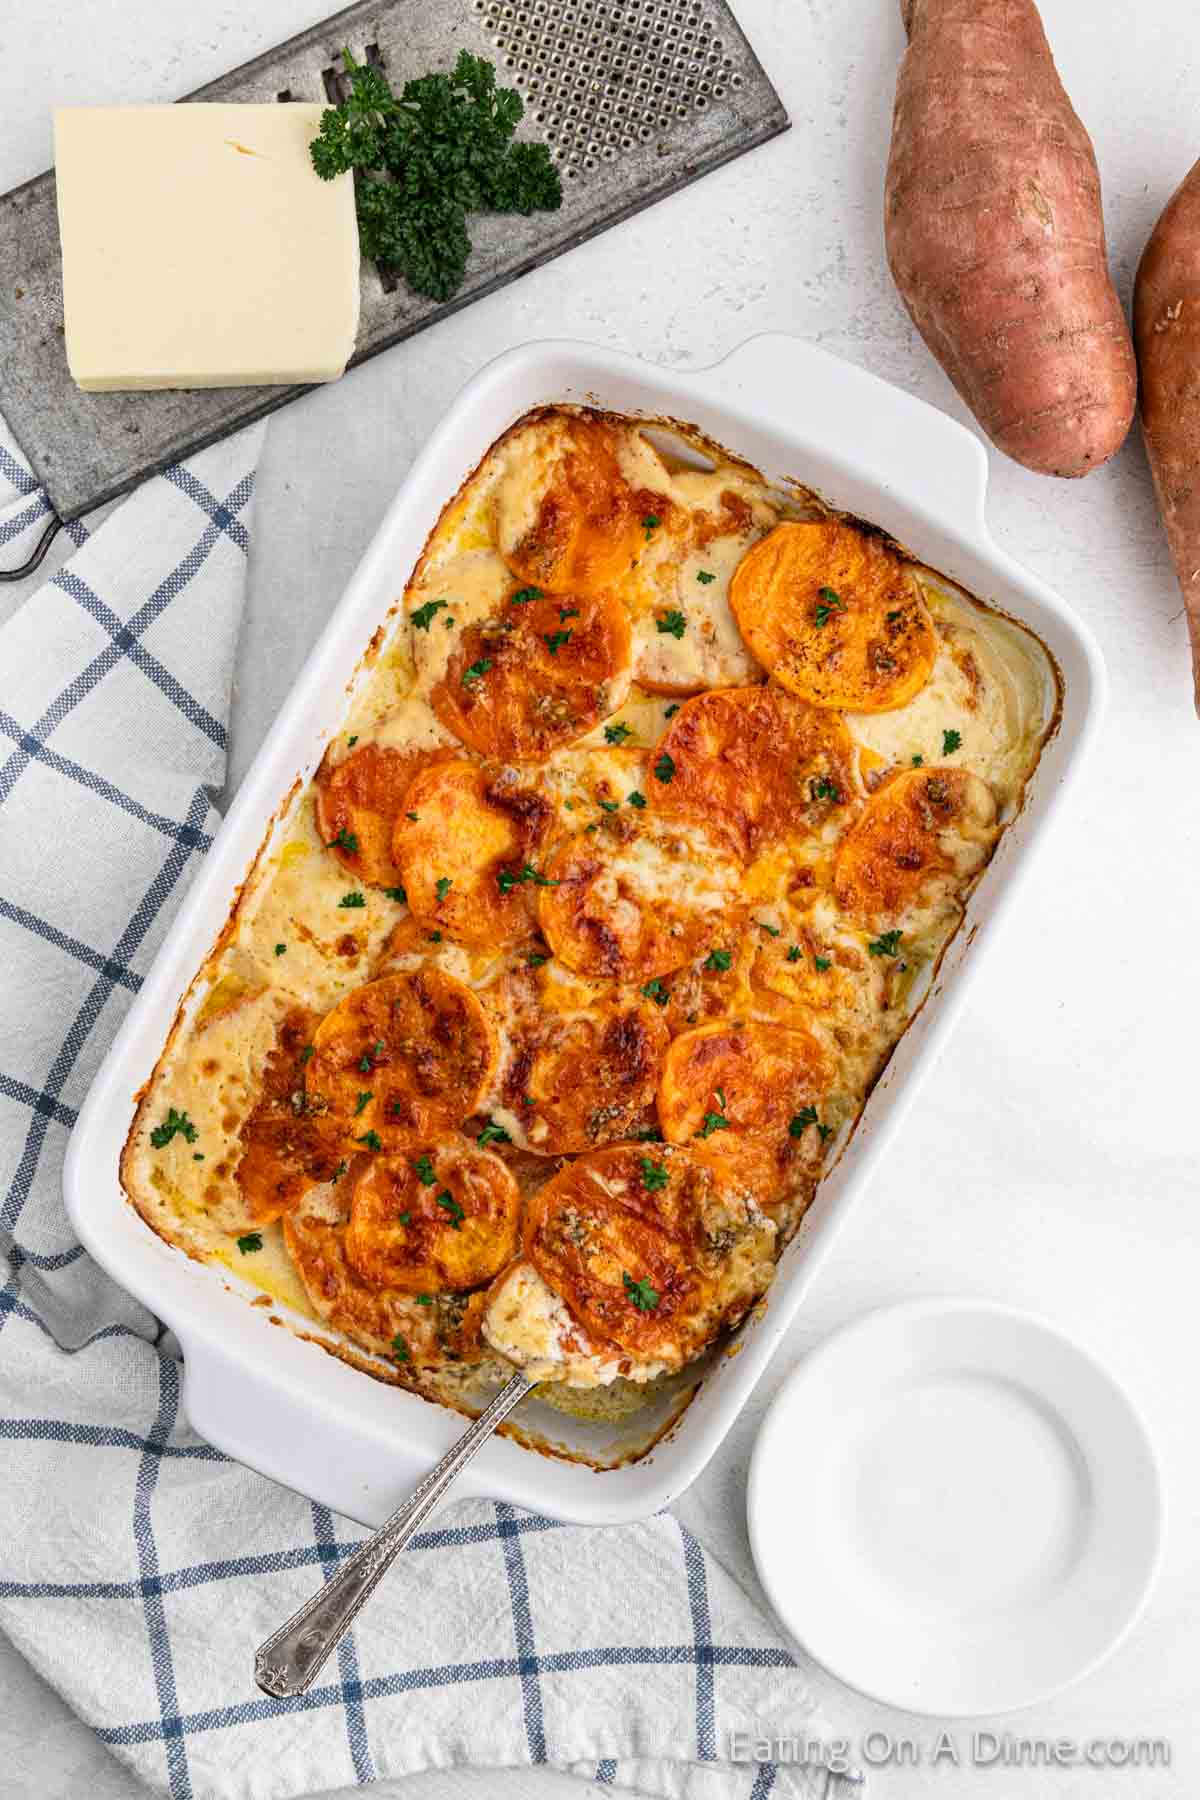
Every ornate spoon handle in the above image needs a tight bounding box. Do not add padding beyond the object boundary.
[254,1370,533,1697]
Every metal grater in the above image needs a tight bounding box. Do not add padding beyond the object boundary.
[0,0,787,539]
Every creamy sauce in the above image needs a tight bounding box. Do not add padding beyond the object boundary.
[122,405,1060,1432]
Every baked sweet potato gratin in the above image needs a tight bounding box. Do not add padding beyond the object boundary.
[123,407,1060,1435]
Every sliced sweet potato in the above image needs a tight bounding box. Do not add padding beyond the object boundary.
[430,585,632,761]
[393,760,552,949]
[343,1139,520,1294]
[306,969,498,1152]
[496,412,671,596]
[729,520,936,712]
[235,1006,343,1223]
[536,815,740,984]
[498,994,670,1154]
[523,1144,775,1365]
[657,1019,831,1157]
[833,765,997,923]
[649,684,859,859]
[313,742,453,888]
[283,1177,486,1366]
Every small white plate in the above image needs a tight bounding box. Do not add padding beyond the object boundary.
[747,1299,1164,1716]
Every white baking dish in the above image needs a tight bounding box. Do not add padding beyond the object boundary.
[64,335,1106,1526]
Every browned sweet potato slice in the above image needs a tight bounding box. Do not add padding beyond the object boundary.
[657,1019,831,1159]
[343,1139,520,1294]
[498,994,669,1154]
[536,815,740,984]
[430,585,632,761]
[306,970,498,1152]
[393,760,552,949]
[523,1144,775,1365]
[235,1007,343,1222]
[833,765,997,923]
[649,684,859,859]
[729,521,936,712]
[313,742,451,888]
[497,413,672,596]
[283,1177,488,1366]
[885,0,1135,479]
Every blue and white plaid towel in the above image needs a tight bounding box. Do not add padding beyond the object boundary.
[0,414,858,1800]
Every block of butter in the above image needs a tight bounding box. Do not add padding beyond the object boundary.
[54,105,360,392]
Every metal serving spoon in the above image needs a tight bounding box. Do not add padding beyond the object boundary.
[254,1370,533,1697]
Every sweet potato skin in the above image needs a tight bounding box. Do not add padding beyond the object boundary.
[885,0,1135,478]
[1134,159,1200,711]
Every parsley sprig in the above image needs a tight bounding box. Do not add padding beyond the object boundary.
[311,50,562,303]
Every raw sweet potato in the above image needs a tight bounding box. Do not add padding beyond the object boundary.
[885,0,1135,478]
[1134,158,1200,710]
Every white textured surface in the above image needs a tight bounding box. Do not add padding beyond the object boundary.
[3,1,1198,1796]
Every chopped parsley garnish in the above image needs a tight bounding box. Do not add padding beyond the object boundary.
[604,721,633,744]
[814,586,844,628]
[627,790,647,809]
[416,1293,433,1305]
[559,605,580,622]
[347,734,359,746]
[327,826,359,855]
[354,1091,373,1115]
[886,609,902,623]
[397,1211,411,1224]
[652,751,676,784]
[810,776,842,803]
[435,876,453,902]
[331,1159,348,1181]
[410,597,448,631]
[461,658,492,687]
[384,885,407,904]
[477,1118,512,1148]
[543,629,572,656]
[942,728,963,755]
[236,1233,263,1254]
[406,811,419,822]
[339,891,366,909]
[786,945,803,963]
[150,1108,197,1149]
[413,1154,437,1185]
[656,610,686,639]
[788,1106,819,1138]
[392,1334,410,1363]
[642,513,661,540]
[663,703,679,719]
[814,956,832,972]
[274,942,287,957]
[641,978,669,1006]
[756,918,781,938]
[868,929,904,958]
[510,586,542,605]
[497,862,559,893]
[427,930,443,943]
[640,1157,669,1191]
[598,799,619,813]
[301,1044,315,1063]
[634,1125,664,1142]
[698,1089,730,1138]
[911,754,924,767]
[525,951,549,967]
[436,1190,465,1229]
[356,1130,383,1151]
[624,1272,660,1311]
[704,948,732,971]
[696,569,716,585]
